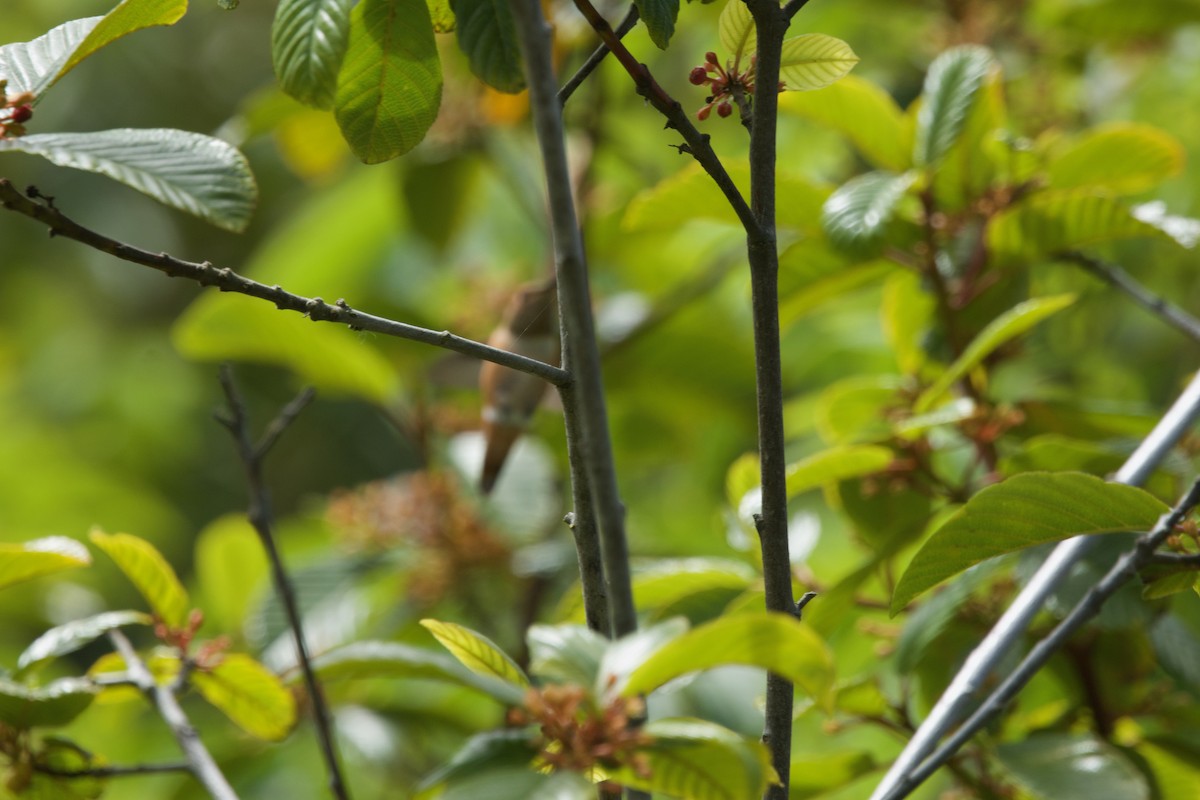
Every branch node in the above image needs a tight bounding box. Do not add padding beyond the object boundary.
[795,591,817,619]
[564,511,576,529]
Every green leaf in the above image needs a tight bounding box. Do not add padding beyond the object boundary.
[635,0,680,50]
[882,270,935,374]
[630,559,757,615]
[272,0,353,109]
[779,34,858,92]
[0,677,95,729]
[57,0,189,89]
[995,733,1149,800]
[914,294,1076,413]
[420,729,537,791]
[1149,615,1200,692]
[790,752,879,798]
[1137,737,1200,800]
[526,624,608,685]
[607,718,778,800]
[913,45,995,168]
[310,640,525,704]
[779,74,911,171]
[451,0,525,92]
[718,0,755,69]
[193,514,269,635]
[821,170,916,254]
[438,767,593,800]
[0,129,257,232]
[779,259,894,329]
[599,618,690,695]
[726,453,761,511]
[88,530,190,627]
[0,17,102,97]
[988,191,1173,264]
[1131,201,1200,249]
[427,0,456,32]
[334,0,442,163]
[17,611,152,674]
[816,374,905,444]
[619,612,834,707]
[192,653,296,741]
[893,564,997,674]
[891,472,1168,613]
[421,619,530,687]
[1046,123,1184,195]
[0,537,91,592]
[786,445,894,499]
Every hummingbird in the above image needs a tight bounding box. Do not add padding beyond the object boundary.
[479,278,560,493]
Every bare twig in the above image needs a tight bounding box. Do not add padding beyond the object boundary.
[1063,251,1200,343]
[782,0,814,21]
[879,473,1200,800]
[215,368,348,800]
[871,368,1200,799]
[107,631,238,800]
[1148,551,1200,566]
[558,5,640,106]
[566,0,760,237]
[0,180,567,387]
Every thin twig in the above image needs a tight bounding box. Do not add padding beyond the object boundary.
[558,5,640,106]
[567,0,760,237]
[0,180,568,387]
[215,368,349,800]
[35,761,191,778]
[1063,251,1200,344]
[879,474,1200,800]
[870,368,1200,799]
[107,631,238,800]
[782,0,814,21]
[1148,551,1200,566]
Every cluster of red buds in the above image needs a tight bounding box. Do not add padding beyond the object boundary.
[153,608,230,670]
[0,79,34,138]
[688,51,745,120]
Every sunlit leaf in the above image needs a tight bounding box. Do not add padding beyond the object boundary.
[192,653,297,741]
[779,34,858,92]
[891,472,1168,613]
[881,271,935,374]
[718,0,755,69]
[451,0,525,92]
[17,610,151,674]
[421,619,530,687]
[89,529,190,627]
[334,0,442,163]
[618,612,834,707]
[914,294,1076,413]
[0,129,257,232]
[310,640,525,704]
[914,45,995,168]
[272,0,353,109]
[822,170,916,254]
[996,733,1149,800]
[779,74,911,171]
[526,624,608,685]
[1131,201,1200,249]
[1137,737,1200,800]
[0,677,95,729]
[786,445,894,498]
[816,375,905,444]
[193,515,269,636]
[0,17,101,97]
[988,191,1173,263]
[0,537,90,592]
[1046,123,1184,195]
[790,751,879,798]
[607,718,778,800]
[57,0,189,89]
[635,0,680,50]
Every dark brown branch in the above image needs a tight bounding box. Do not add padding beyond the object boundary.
[782,0,814,20]
[215,368,348,800]
[1062,250,1200,344]
[35,761,191,779]
[567,0,760,237]
[107,631,238,800]
[558,5,640,106]
[0,180,568,387]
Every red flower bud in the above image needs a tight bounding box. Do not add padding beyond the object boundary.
[716,101,732,118]
[697,105,712,121]
[11,104,32,124]
[689,66,708,85]
[705,51,719,65]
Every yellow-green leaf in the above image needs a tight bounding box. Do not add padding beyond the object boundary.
[193,654,296,741]
[786,445,894,498]
[89,529,190,627]
[1046,123,1185,195]
[718,0,755,70]
[891,472,1168,613]
[619,612,834,707]
[56,0,189,89]
[420,619,529,687]
[914,294,1076,413]
[0,537,90,592]
[779,34,858,92]
[779,75,911,171]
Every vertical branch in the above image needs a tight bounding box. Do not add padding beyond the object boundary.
[108,631,239,800]
[745,2,796,798]
[507,0,638,641]
[215,368,350,800]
